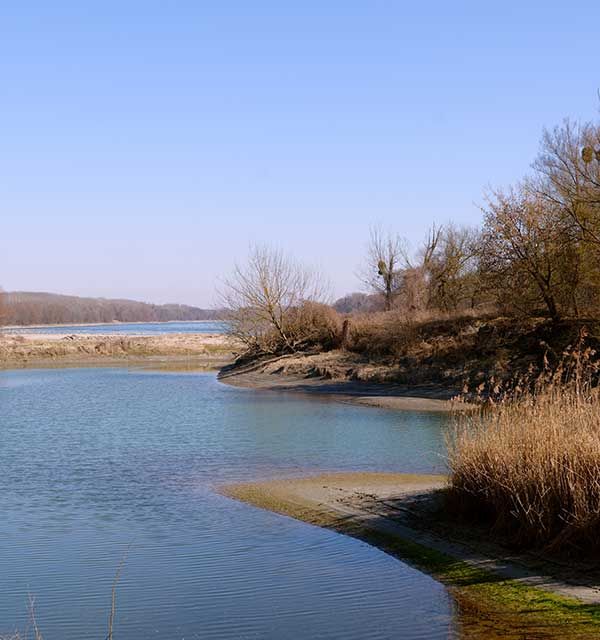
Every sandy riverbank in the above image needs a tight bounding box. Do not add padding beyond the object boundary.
[221,472,600,638]
[0,332,236,369]
[218,354,466,412]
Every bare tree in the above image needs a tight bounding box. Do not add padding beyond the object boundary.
[418,224,443,272]
[395,224,442,314]
[361,226,406,311]
[220,245,329,354]
[426,225,482,311]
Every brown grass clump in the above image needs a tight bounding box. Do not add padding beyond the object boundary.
[447,336,600,556]
[345,308,498,365]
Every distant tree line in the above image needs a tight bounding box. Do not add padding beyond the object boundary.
[332,292,382,314]
[1,291,221,326]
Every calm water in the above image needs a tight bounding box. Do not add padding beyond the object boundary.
[7,321,227,335]
[0,367,454,639]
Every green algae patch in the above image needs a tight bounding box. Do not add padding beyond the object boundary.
[373,532,600,634]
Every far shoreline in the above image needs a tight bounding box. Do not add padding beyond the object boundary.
[0,332,235,370]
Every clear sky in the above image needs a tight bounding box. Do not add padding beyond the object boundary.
[1,1,599,306]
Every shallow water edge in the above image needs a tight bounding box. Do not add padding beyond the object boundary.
[220,472,600,639]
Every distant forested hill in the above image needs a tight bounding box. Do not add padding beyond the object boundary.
[3,291,221,326]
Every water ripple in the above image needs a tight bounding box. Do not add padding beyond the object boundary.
[0,367,452,639]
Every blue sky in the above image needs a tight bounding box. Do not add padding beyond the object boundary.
[1,1,599,306]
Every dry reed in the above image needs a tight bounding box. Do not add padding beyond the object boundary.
[447,332,600,555]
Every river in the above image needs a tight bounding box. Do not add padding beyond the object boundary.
[0,365,454,639]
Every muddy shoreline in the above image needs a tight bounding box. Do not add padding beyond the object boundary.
[218,354,467,412]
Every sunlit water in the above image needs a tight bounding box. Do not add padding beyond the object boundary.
[0,367,455,639]
[6,321,227,335]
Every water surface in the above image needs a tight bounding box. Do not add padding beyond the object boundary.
[0,367,453,639]
[6,320,227,335]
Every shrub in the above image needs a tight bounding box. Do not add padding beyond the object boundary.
[285,302,342,352]
[346,308,491,359]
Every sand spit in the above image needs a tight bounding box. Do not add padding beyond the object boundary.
[221,472,600,637]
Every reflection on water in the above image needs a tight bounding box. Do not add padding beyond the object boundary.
[1,367,452,639]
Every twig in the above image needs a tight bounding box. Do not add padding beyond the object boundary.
[28,594,42,640]
[106,543,133,640]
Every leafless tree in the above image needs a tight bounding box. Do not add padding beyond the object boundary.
[426,225,482,311]
[394,224,442,314]
[418,224,443,272]
[361,226,406,311]
[220,245,330,354]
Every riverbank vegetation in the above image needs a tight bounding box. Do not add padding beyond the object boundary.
[219,245,341,357]
[222,114,600,386]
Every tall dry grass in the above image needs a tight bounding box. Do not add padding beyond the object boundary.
[447,336,600,555]
[347,307,495,358]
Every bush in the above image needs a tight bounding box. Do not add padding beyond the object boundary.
[281,302,342,352]
[346,308,490,359]
[346,311,417,357]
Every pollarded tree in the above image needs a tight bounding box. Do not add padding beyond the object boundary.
[361,226,406,311]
